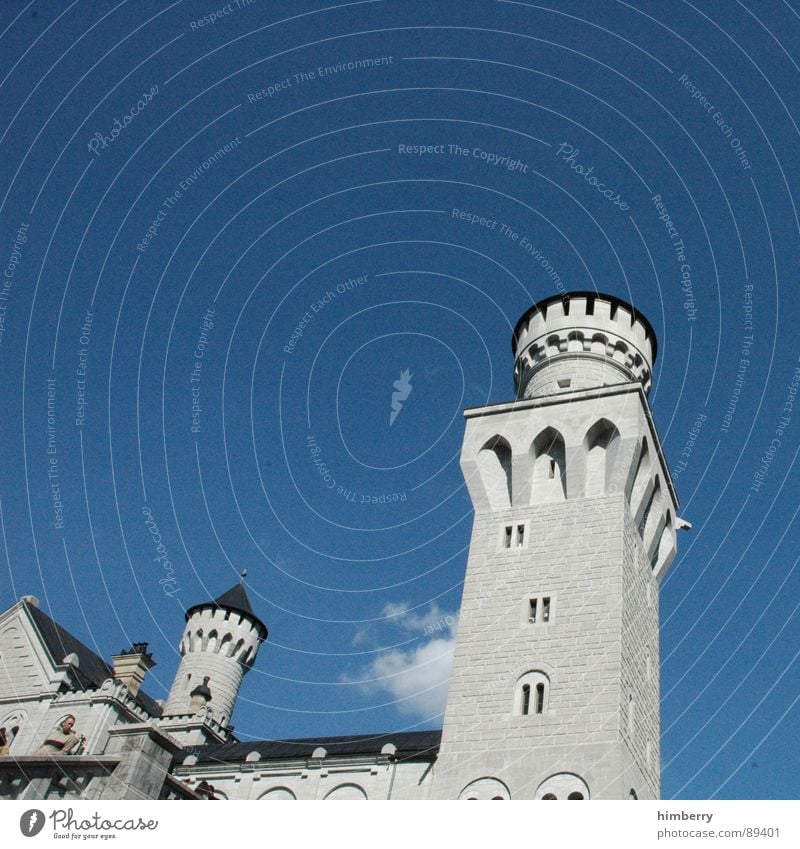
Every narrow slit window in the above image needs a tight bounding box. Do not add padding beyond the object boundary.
[516,524,525,546]
[542,597,551,622]
[548,459,556,479]
[521,684,531,715]
[528,599,537,623]
[503,526,512,548]
[535,683,545,714]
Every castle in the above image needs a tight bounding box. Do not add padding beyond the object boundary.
[0,292,685,800]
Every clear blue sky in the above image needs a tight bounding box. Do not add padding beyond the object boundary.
[1,0,799,800]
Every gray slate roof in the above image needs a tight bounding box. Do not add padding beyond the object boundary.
[25,601,162,717]
[185,581,268,640]
[174,730,442,765]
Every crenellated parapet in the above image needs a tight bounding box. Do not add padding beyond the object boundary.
[512,292,657,398]
[178,606,264,667]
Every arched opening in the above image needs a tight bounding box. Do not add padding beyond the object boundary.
[478,436,513,510]
[324,784,367,800]
[258,787,297,800]
[515,671,549,715]
[567,330,584,352]
[536,773,590,801]
[584,419,620,496]
[458,777,510,800]
[652,512,676,574]
[640,478,663,542]
[612,340,629,364]
[531,428,566,503]
[542,794,557,800]
[629,439,651,511]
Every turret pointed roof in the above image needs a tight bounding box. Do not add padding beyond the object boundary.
[214,582,257,618]
[186,579,268,640]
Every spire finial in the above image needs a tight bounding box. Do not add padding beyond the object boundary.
[240,568,248,585]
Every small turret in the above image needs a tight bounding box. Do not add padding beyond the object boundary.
[189,676,212,713]
[164,577,267,726]
[512,292,657,399]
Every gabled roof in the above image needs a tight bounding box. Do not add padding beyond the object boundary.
[24,601,162,717]
[173,729,441,765]
[185,581,267,640]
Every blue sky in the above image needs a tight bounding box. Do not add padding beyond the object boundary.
[1,0,800,800]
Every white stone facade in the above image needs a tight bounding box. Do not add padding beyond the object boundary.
[0,600,153,760]
[432,293,679,800]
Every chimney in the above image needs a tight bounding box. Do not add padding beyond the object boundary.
[111,642,155,697]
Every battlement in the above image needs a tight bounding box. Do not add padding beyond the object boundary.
[512,293,657,399]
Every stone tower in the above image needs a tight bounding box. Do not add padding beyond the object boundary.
[433,292,683,801]
[163,581,267,729]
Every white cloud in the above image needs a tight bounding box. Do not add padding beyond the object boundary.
[364,635,455,717]
[381,601,410,620]
[381,601,458,635]
[344,603,459,718]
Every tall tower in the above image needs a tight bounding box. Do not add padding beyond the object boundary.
[163,581,267,729]
[433,292,682,800]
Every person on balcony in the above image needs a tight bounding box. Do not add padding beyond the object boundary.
[33,715,85,756]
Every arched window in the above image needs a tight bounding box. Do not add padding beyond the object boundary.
[1,711,25,754]
[478,436,513,510]
[324,784,367,800]
[535,683,545,714]
[515,671,549,715]
[536,773,589,800]
[584,419,620,496]
[542,793,557,800]
[458,778,510,800]
[531,428,566,503]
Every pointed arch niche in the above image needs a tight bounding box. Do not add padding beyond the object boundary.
[583,419,621,497]
[530,428,566,503]
[477,436,513,510]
